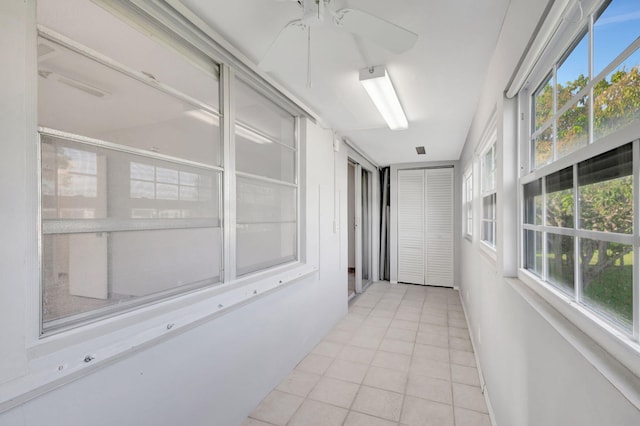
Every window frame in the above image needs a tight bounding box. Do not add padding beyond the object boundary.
[36,12,303,335]
[480,126,498,251]
[232,77,300,277]
[518,0,640,367]
[463,167,473,239]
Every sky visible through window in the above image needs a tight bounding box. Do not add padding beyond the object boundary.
[556,0,640,86]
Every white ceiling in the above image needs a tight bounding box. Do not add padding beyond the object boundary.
[181,0,511,166]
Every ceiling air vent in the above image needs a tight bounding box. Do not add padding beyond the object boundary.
[415,146,426,155]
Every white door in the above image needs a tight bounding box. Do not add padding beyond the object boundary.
[425,168,454,287]
[397,170,425,285]
[397,168,454,287]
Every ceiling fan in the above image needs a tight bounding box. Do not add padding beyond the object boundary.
[261,0,418,84]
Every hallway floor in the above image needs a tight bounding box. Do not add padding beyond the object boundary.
[243,282,490,426]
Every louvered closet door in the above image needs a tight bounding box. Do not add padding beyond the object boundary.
[425,168,454,287]
[397,170,425,284]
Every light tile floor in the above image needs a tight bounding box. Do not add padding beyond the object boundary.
[244,282,490,426]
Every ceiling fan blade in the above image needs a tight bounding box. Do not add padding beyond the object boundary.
[333,8,418,54]
[259,19,307,71]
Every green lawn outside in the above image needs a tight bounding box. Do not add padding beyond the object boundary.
[543,250,632,328]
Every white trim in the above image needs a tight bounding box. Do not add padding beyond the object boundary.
[463,167,473,239]
[475,109,499,158]
[3,263,317,414]
[39,127,223,172]
[343,138,380,170]
[507,0,584,98]
[458,289,497,426]
[510,274,640,410]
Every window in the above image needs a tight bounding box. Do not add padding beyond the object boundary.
[37,3,301,333]
[38,31,223,332]
[521,0,640,337]
[234,79,298,276]
[531,0,640,170]
[463,168,473,238]
[481,139,497,248]
[523,145,633,331]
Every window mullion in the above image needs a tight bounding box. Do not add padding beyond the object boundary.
[542,175,548,281]
[588,12,594,145]
[222,64,235,282]
[573,164,581,304]
[552,63,558,162]
[633,140,640,341]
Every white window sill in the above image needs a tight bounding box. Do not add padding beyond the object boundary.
[1,262,318,414]
[508,272,640,411]
[478,240,497,265]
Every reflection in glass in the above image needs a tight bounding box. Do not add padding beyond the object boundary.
[235,79,295,148]
[482,145,496,192]
[38,37,221,167]
[41,136,103,220]
[534,125,554,168]
[556,33,589,110]
[546,167,574,228]
[578,144,633,234]
[523,179,542,225]
[547,233,574,295]
[236,176,297,276]
[481,193,496,247]
[236,177,296,224]
[580,238,633,331]
[524,230,543,277]
[361,169,370,283]
[557,97,589,158]
[594,48,640,141]
[42,228,221,325]
[235,127,295,183]
[534,75,553,130]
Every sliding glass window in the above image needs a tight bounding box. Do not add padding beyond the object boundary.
[38,27,222,332]
[234,79,298,276]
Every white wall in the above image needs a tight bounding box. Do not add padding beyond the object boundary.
[458,0,640,424]
[0,1,349,422]
[0,119,346,426]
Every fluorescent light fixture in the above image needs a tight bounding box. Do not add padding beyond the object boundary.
[359,66,408,130]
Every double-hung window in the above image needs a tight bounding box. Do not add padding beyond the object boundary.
[521,0,640,337]
[481,137,497,248]
[463,168,473,239]
[38,29,223,332]
[37,0,300,334]
[234,79,298,276]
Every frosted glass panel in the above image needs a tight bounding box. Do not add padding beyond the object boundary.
[38,37,221,167]
[236,177,296,224]
[236,223,296,276]
[42,134,220,222]
[235,127,295,182]
[37,0,220,110]
[235,79,295,147]
[236,177,297,275]
[42,228,221,326]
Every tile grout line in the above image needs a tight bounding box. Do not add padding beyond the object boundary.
[341,284,402,425]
